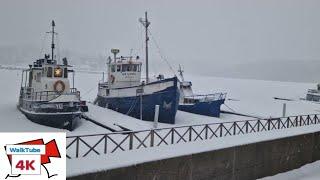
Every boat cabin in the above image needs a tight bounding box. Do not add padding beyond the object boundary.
[21,55,75,102]
[107,50,142,89]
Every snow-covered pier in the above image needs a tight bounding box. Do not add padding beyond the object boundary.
[66,114,320,159]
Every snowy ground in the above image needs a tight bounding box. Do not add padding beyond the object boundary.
[1,68,320,178]
[260,160,320,180]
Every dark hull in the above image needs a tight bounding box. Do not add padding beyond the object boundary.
[179,99,225,117]
[19,106,81,130]
[95,78,180,124]
[18,98,82,131]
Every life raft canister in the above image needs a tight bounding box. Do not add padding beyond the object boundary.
[54,80,65,93]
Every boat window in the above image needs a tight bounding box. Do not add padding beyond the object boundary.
[122,64,139,72]
[133,65,137,72]
[29,71,33,87]
[36,72,41,82]
[137,65,141,72]
[54,67,63,77]
[64,68,68,78]
[47,67,53,77]
[122,65,128,72]
[111,65,115,72]
[117,65,121,72]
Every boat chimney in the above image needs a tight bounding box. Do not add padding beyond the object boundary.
[111,49,120,63]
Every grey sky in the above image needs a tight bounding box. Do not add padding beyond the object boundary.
[0,0,320,71]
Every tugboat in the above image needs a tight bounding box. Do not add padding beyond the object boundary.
[18,21,88,130]
[306,84,320,102]
[94,12,180,124]
[177,65,226,117]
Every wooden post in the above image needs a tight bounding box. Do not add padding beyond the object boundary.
[282,103,286,117]
[153,105,159,128]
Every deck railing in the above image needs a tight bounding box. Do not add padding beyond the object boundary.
[184,93,227,102]
[21,87,79,101]
[66,114,320,159]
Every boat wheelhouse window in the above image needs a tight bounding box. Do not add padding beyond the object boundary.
[54,67,63,77]
[36,72,41,82]
[122,64,137,72]
[64,68,68,78]
[111,65,115,72]
[137,65,141,72]
[133,65,137,71]
[28,71,33,87]
[117,65,121,72]
[47,67,53,77]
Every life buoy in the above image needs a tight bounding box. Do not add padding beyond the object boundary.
[54,80,65,93]
[110,75,115,84]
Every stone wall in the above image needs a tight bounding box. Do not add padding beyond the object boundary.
[68,131,320,180]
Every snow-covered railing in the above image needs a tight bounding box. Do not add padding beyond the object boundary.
[66,114,320,159]
[21,88,79,102]
[184,93,226,102]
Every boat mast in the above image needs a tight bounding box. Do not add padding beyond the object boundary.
[139,12,150,83]
[47,20,57,61]
[178,64,184,81]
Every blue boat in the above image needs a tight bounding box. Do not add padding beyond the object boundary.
[306,84,320,102]
[95,75,179,124]
[94,12,180,124]
[177,66,226,117]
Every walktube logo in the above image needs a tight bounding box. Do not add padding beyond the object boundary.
[0,133,66,180]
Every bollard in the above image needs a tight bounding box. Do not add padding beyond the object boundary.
[154,105,160,128]
[282,103,286,117]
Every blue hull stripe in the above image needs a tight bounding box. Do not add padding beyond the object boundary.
[178,99,225,117]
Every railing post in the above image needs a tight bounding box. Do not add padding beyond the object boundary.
[233,122,236,135]
[189,127,192,141]
[299,116,302,126]
[76,137,80,158]
[220,124,223,137]
[129,133,133,150]
[245,121,249,133]
[104,135,107,154]
[267,119,271,131]
[150,130,154,147]
[171,128,174,144]
[257,120,260,132]
[205,125,208,139]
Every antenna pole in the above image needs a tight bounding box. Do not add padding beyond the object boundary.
[51,21,55,61]
[140,12,150,83]
[145,12,149,83]
[47,20,57,61]
[178,65,184,81]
